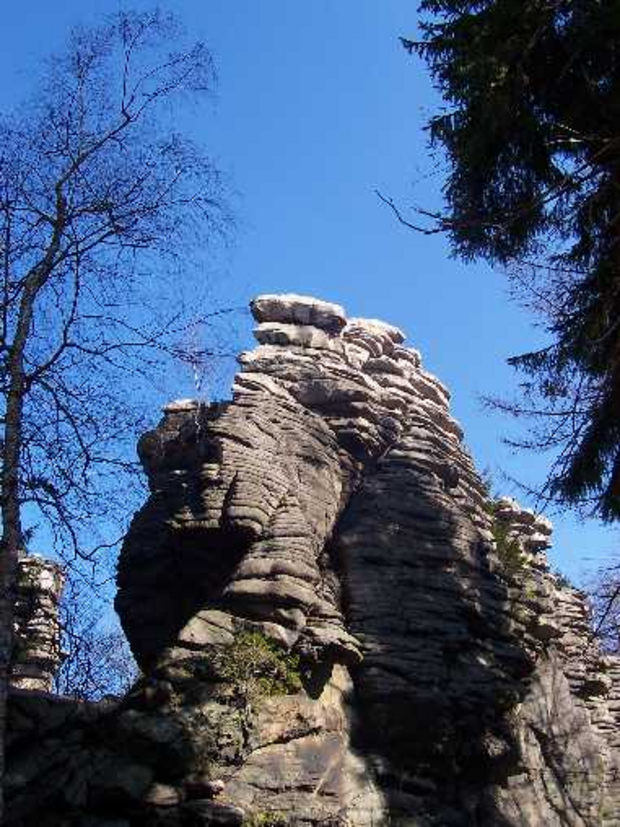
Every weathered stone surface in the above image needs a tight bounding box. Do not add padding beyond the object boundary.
[12,554,64,692]
[250,293,347,333]
[143,782,181,808]
[7,292,620,827]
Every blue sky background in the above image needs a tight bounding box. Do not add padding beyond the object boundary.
[1,0,617,585]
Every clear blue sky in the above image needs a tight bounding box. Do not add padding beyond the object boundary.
[1,0,616,584]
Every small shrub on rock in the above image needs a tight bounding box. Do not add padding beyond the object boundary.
[218,631,302,703]
[484,502,526,577]
[244,812,287,826]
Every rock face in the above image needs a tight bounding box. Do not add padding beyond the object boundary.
[7,293,620,826]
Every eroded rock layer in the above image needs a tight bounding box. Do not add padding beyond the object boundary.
[7,293,620,826]
[12,554,64,692]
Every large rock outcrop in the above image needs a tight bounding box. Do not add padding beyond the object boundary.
[7,293,620,826]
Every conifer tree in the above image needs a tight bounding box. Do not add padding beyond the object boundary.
[408,1,620,519]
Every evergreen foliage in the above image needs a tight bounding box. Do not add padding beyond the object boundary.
[491,517,526,577]
[413,1,620,519]
[483,499,526,576]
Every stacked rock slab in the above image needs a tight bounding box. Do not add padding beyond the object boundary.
[12,554,64,692]
[6,293,620,826]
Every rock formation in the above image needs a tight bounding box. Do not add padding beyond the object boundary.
[12,554,64,692]
[6,293,620,826]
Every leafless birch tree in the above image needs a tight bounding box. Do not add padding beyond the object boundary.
[0,10,234,815]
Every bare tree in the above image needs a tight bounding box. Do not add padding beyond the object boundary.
[0,9,235,814]
[588,565,620,652]
[55,576,140,700]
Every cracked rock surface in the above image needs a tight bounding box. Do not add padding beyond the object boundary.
[7,293,620,826]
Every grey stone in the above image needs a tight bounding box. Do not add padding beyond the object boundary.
[9,293,620,827]
[182,799,245,825]
[143,782,181,807]
[12,556,64,692]
[89,760,153,805]
[254,322,344,353]
[250,293,346,334]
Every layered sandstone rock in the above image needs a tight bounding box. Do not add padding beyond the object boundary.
[12,554,64,692]
[7,293,620,827]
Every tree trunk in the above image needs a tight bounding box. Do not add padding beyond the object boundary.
[0,268,48,821]
[0,366,25,822]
